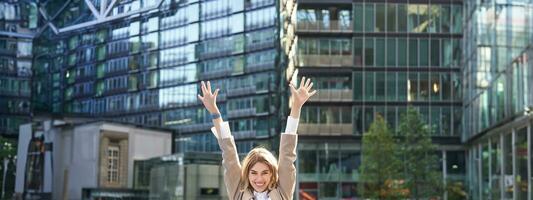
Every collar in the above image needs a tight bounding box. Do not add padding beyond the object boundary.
[253,190,270,200]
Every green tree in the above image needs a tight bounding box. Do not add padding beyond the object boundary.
[0,136,17,199]
[359,115,404,199]
[398,107,443,199]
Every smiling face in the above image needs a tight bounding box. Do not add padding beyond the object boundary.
[248,162,272,192]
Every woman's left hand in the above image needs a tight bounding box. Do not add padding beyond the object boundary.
[290,77,317,109]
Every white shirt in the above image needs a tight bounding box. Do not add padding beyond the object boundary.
[211,116,299,139]
[253,191,271,200]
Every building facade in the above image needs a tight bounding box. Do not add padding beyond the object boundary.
[281,0,466,198]
[462,0,533,198]
[14,119,171,199]
[0,1,36,137]
[29,0,284,155]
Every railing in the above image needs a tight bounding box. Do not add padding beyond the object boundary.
[198,68,233,79]
[228,108,256,118]
[309,89,353,102]
[295,55,353,67]
[299,123,353,136]
[296,20,353,32]
[176,122,212,133]
[233,130,256,139]
[227,86,256,97]
[245,61,275,73]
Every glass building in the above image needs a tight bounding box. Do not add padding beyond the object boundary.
[29,0,283,155]
[0,1,36,137]
[281,0,466,198]
[462,0,533,199]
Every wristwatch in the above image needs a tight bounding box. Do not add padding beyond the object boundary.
[210,113,221,120]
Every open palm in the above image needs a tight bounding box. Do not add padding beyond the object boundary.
[290,77,317,108]
[197,81,220,114]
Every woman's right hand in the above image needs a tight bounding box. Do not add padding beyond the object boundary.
[197,81,220,114]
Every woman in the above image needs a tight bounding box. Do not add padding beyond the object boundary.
[197,77,316,200]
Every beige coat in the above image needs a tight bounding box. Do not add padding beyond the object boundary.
[218,134,297,200]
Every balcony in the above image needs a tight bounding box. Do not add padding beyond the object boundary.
[299,123,353,136]
[309,89,352,102]
[227,86,256,97]
[198,68,233,80]
[176,122,213,133]
[246,41,275,52]
[228,108,256,118]
[245,61,275,73]
[233,130,257,139]
[296,21,352,33]
[295,55,352,67]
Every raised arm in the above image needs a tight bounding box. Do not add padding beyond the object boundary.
[198,81,242,198]
[197,81,224,137]
[289,76,317,120]
[277,77,316,199]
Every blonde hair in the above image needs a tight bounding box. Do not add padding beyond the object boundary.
[240,147,279,192]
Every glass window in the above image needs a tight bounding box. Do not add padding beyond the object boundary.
[408,38,418,66]
[320,39,330,55]
[429,5,440,33]
[490,138,501,198]
[147,17,159,33]
[418,5,429,33]
[341,106,351,124]
[419,72,429,100]
[441,39,452,67]
[353,72,363,100]
[430,73,440,101]
[503,133,513,199]
[387,72,396,101]
[309,106,318,123]
[339,10,351,30]
[386,4,396,32]
[451,5,462,33]
[299,150,317,174]
[363,106,374,132]
[440,5,451,33]
[354,38,363,66]
[452,39,461,66]
[398,72,407,100]
[231,13,244,33]
[397,4,407,32]
[129,36,140,53]
[340,151,359,179]
[376,38,385,66]
[419,39,429,66]
[387,38,396,66]
[365,72,374,101]
[354,4,364,32]
[430,107,440,135]
[431,39,440,67]
[376,72,386,100]
[364,38,374,66]
[515,128,528,199]
[142,33,158,50]
[375,4,386,32]
[440,73,452,100]
[407,5,418,32]
[364,4,375,32]
[130,21,140,36]
[441,107,451,135]
[398,38,407,66]
[408,72,417,101]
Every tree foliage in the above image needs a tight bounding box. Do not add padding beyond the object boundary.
[359,114,405,199]
[397,107,443,199]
